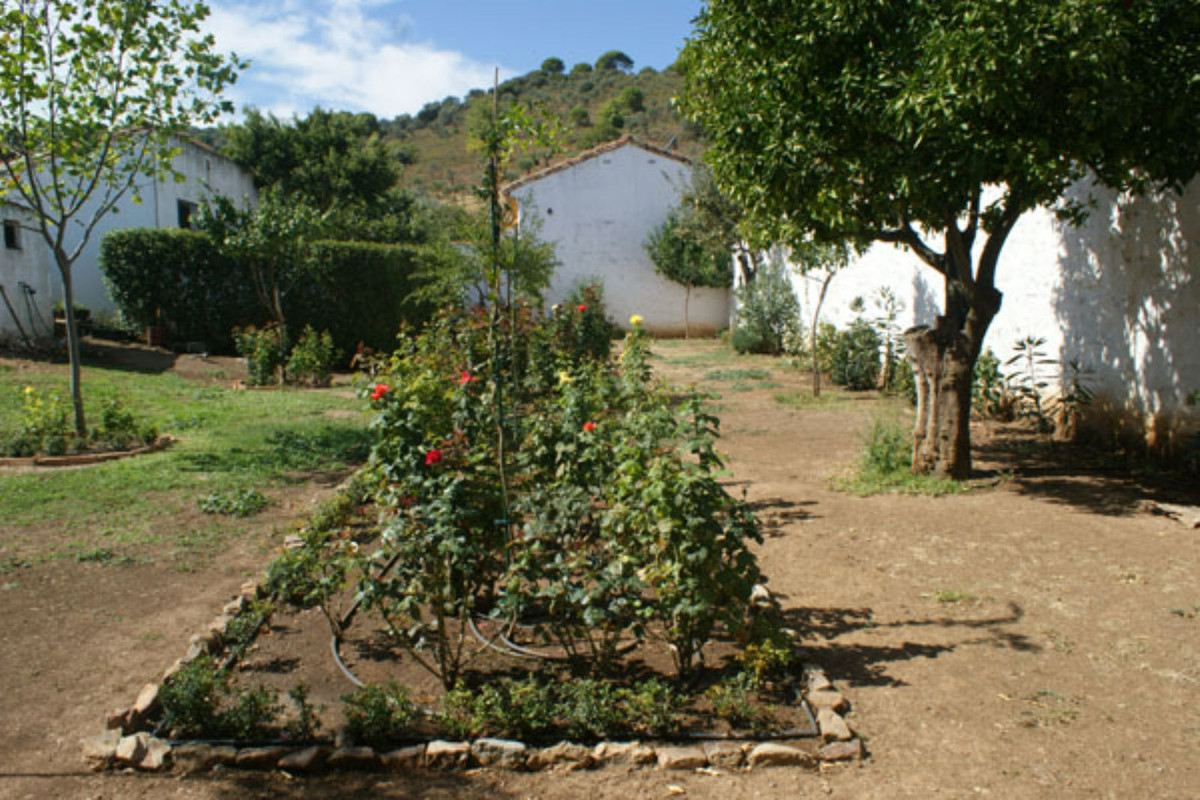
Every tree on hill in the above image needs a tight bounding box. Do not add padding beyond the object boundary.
[570,62,593,76]
[645,207,731,339]
[595,50,634,73]
[541,57,565,75]
[0,0,241,437]
[680,0,1200,479]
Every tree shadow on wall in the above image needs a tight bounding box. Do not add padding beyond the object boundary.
[1054,178,1199,438]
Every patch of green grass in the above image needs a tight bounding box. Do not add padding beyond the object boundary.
[832,418,970,497]
[773,391,853,410]
[930,588,977,605]
[198,488,271,517]
[74,546,138,567]
[0,362,369,560]
[704,368,772,382]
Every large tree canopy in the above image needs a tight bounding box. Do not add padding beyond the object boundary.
[223,107,402,211]
[680,0,1199,477]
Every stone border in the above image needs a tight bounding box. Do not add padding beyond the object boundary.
[0,435,175,469]
[83,581,864,775]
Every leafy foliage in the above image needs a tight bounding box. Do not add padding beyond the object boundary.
[341,681,419,747]
[680,0,1200,477]
[732,260,800,356]
[159,657,281,740]
[830,320,882,391]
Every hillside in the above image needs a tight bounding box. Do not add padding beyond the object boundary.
[380,58,705,199]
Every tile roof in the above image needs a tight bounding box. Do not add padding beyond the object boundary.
[501,134,693,194]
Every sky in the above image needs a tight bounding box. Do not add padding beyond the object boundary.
[204,0,706,121]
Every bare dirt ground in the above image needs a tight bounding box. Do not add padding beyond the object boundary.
[2,339,1197,800]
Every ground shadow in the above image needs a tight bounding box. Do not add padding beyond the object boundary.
[973,425,1200,515]
[780,601,1037,688]
[748,496,819,537]
[206,770,516,799]
[79,338,176,374]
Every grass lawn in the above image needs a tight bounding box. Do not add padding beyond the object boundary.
[0,358,370,570]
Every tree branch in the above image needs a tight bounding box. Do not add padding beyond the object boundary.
[877,221,947,276]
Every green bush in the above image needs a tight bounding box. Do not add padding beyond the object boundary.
[159,657,281,739]
[732,261,800,355]
[233,324,285,386]
[342,681,418,747]
[285,240,433,355]
[286,326,337,387]
[101,228,260,352]
[830,319,881,390]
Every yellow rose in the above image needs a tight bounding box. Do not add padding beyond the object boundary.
[629,314,644,327]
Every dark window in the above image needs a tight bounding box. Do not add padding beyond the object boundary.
[177,200,198,230]
[3,220,19,250]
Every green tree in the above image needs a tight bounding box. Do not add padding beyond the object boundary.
[540,56,565,75]
[223,107,399,212]
[200,189,327,340]
[0,0,241,437]
[680,0,1200,478]
[595,50,634,73]
[644,207,731,338]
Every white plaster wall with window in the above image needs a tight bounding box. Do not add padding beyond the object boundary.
[60,138,256,316]
[0,204,54,346]
[507,138,730,335]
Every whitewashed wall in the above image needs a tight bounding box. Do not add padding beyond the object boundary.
[65,138,257,315]
[0,204,53,346]
[778,176,1200,436]
[511,142,730,335]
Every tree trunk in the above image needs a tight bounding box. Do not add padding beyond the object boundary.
[810,271,834,398]
[904,317,977,479]
[684,286,691,340]
[57,260,87,438]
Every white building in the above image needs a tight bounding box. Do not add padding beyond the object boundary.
[66,138,257,315]
[0,202,54,347]
[504,136,730,336]
[778,177,1200,452]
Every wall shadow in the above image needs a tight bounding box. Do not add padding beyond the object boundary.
[1054,178,1199,429]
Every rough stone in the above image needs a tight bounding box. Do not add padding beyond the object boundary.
[746,742,815,769]
[129,683,160,727]
[592,741,646,766]
[805,665,833,693]
[806,690,848,712]
[240,580,259,600]
[702,741,745,769]
[424,740,470,769]
[381,744,425,771]
[174,743,231,777]
[656,746,709,770]
[750,583,774,608]
[161,658,184,682]
[327,746,379,770]
[223,597,247,616]
[283,534,304,550]
[817,708,853,742]
[471,738,527,769]
[137,735,171,771]
[207,615,232,637]
[234,746,290,769]
[630,744,658,766]
[818,739,863,762]
[526,741,592,771]
[278,746,330,773]
[81,730,121,771]
[114,734,148,766]
[104,708,130,731]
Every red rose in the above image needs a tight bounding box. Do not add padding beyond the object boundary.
[582,421,596,433]
[458,370,472,386]
[424,449,443,467]
[576,303,588,313]
[370,383,390,401]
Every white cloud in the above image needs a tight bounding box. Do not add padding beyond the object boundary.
[205,0,504,119]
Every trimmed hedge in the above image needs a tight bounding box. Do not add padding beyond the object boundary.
[101,231,434,354]
[287,240,434,354]
[101,229,261,350]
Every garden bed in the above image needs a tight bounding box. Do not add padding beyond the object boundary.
[0,434,174,468]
